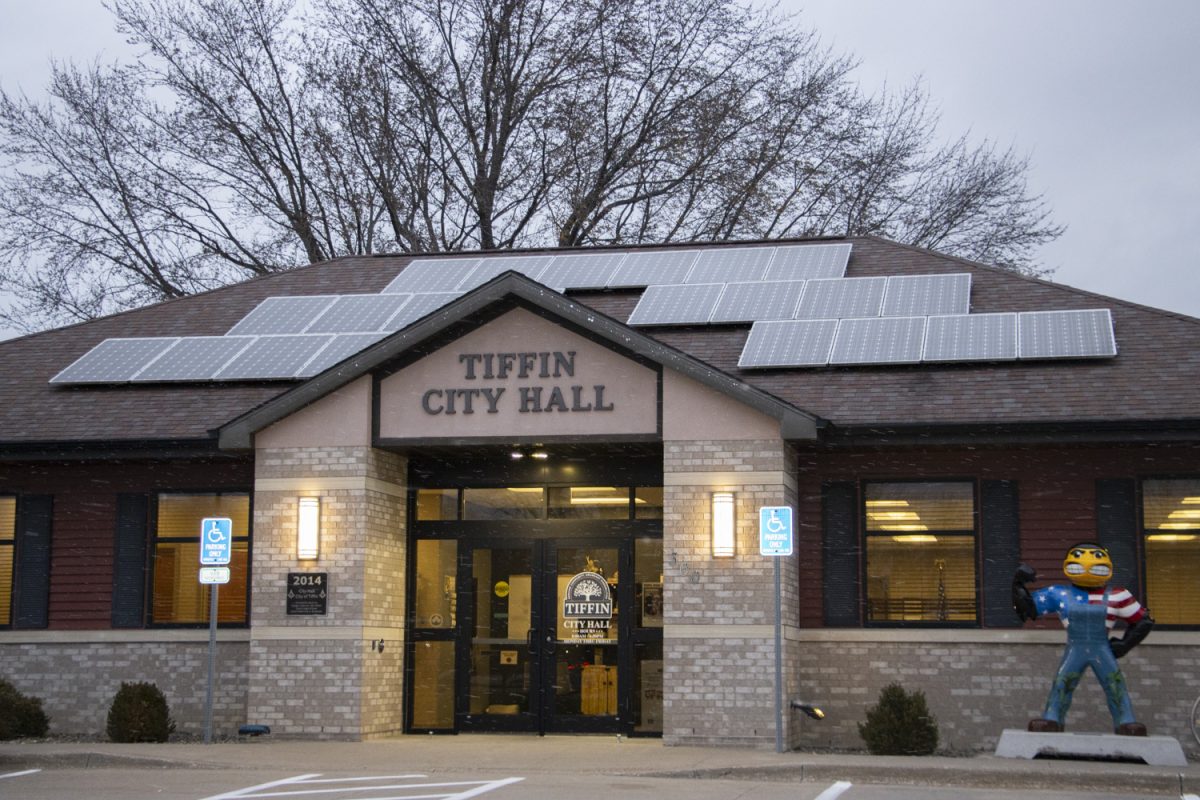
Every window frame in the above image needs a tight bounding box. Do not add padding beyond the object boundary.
[1139,475,1200,630]
[0,494,14,629]
[860,478,981,628]
[147,490,252,629]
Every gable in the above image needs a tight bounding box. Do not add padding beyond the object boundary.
[377,308,659,441]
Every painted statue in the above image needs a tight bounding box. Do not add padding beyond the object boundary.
[1011,543,1154,736]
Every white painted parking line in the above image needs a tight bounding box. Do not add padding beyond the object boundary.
[0,769,42,780]
[813,781,853,800]
[199,774,523,800]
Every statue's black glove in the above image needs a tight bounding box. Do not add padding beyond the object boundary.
[1012,564,1038,622]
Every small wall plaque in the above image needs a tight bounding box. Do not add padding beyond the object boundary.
[287,572,328,615]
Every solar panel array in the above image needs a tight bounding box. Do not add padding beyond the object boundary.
[49,241,1118,383]
[738,309,1118,369]
[626,273,968,326]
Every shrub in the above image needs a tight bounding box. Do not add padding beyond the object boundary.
[858,682,939,755]
[106,682,175,743]
[0,678,50,740]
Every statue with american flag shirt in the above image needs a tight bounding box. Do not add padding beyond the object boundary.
[1012,543,1154,736]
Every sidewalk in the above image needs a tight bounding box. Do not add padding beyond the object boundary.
[1,735,1197,796]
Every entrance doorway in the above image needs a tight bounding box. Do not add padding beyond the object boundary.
[460,540,623,733]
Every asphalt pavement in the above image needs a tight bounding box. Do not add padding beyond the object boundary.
[1,735,1197,796]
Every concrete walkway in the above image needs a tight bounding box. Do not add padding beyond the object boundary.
[1,736,1197,796]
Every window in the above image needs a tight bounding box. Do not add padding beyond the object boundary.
[415,486,665,522]
[151,493,250,625]
[864,482,977,624]
[0,496,13,627]
[1142,478,1200,625]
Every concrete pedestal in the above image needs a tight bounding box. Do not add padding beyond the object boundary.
[995,729,1188,766]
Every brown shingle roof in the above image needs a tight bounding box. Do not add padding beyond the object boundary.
[2,236,1198,451]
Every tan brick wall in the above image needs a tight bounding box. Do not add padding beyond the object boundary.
[787,636,1200,757]
[662,438,798,747]
[0,640,249,737]
[248,446,407,739]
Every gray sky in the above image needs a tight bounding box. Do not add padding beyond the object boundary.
[1,0,1198,342]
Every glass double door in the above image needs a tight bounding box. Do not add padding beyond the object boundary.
[459,539,625,733]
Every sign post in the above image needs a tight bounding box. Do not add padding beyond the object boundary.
[200,517,232,744]
[760,506,793,754]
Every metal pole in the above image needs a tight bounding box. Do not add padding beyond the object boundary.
[204,584,218,744]
[774,556,783,753]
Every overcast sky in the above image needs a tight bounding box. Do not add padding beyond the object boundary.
[0,0,1197,342]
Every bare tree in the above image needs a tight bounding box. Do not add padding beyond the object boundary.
[0,0,1062,333]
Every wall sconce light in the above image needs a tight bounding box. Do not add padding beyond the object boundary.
[297,497,320,560]
[712,491,735,558]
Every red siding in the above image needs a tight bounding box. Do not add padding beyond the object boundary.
[0,457,252,629]
[795,442,1200,628]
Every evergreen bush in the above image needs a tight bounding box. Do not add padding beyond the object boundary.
[857,682,939,755]
[106,681,175,743]
[0,678,50,740]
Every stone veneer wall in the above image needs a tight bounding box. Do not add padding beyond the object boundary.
[0,638,249,736]
[662,439,798,746]
[249,446,407,738]
[786,633,1200,757]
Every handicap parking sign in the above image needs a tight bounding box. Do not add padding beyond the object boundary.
[200,517,233,565]
[759,506,793,556]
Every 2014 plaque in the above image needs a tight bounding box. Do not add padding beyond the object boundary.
[286,572,328,615]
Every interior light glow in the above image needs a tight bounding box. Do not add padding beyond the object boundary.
[1183,497,1200,504]
[865,500,910,507]
[506,487,544,493]
[891,534,938,543]
[867,511,921,520]
[1146,534,1198,542]
[510,451,525,460]
[531,451,549,460]
[878,524,929,532]
[1167,510,1200,519]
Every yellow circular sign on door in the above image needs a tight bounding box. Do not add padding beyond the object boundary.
[494,580,510,598]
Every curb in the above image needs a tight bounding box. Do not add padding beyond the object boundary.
[0,751,223,770]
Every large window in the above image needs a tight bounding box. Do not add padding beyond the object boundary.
[416,486,663,521]
[0,496,13,627]
[151,493,250,625]
[864,482,977,624]
[1142,478,1200,626]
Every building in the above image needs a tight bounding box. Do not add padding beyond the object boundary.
[1,236,1197,750]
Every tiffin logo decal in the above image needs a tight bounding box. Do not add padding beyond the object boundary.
[562,572,612,619]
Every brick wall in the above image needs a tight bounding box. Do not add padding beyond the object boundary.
[0,638,249,737]
[662,438,797,746]
[248,446,407,739]
[787,634,1200,757]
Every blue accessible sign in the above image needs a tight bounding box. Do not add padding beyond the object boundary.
[759,506,793,556]
[200,517,233,565]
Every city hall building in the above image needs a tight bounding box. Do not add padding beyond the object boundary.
[1,236,1197,751]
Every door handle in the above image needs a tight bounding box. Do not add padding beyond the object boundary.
[526,628,537,655]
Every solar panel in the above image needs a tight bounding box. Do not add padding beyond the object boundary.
[710,281,806,324]
[882,274,971,317]
[50,337,181,384]
[214,335,334,380]
[607,250,700,288]
[738,319,838,368]
[627,283,724,326]
[684,247,775,284]
[457,255,554,291]
[299,332,389,376]
[383,292,463,330]
[535,253,625,291]
[381,258,481,294]
[763,243,852,281]
[304,294,412,334]
[132,336,256,382]
[227,296,339,336]
[923,313,1018,362]
[1018,309,1117,359]
[794,277,886,319]
[830,316,926,365]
